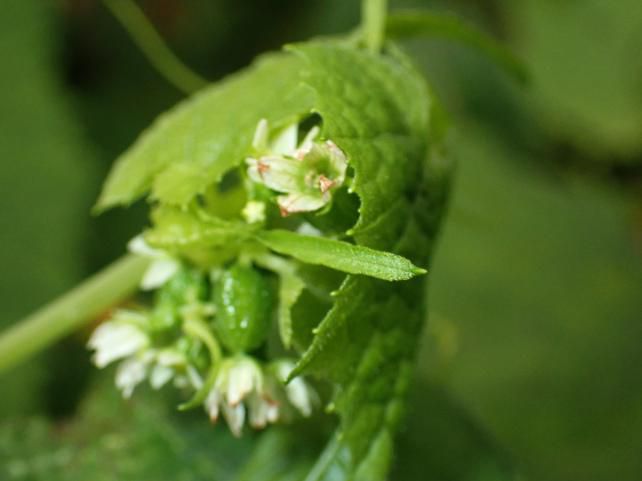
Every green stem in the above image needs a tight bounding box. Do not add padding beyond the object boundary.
[183,317,222,365]
[362,0,388,52]
[102,0,208,94]
[178,318,223,411]
[0,254,149,374]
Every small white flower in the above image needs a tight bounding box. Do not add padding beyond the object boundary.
[115,351,154,398]
[246,119,347,216]
[149,348,187,390]
[87,312,149,368]
[88,311,198,399]
[128,235,180,290]
[202,356,318,436]
[203,356,278,437]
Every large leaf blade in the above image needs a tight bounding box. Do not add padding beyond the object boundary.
[96,52,314,211]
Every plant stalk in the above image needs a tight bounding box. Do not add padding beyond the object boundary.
[0,254,149,374]
[362,0,388,52]
[102,0,208,94]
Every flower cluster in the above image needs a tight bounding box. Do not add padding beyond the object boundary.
[87,310,201,398]
[87,237,317,437]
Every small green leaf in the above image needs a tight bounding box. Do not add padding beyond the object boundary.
[144,207,254,249]
[255,230,425,281]
[277,272,306,349]
[385,11,529,84]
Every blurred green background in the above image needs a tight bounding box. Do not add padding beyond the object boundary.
[1,1,640,480]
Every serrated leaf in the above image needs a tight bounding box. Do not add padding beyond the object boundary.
[256,229,425,281]
[96,53,314,210]
[282,42,452,480]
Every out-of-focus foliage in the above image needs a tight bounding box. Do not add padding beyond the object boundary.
[0,380,251,480]
[423,121,642,481]
[502,0,642,158]
[0,378,517,481]
[0,0,95,417]
[0,0,641,480]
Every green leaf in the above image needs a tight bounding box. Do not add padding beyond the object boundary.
[281,42,452,480]
[385,11,528,84]
[96,52,314,210]
[144,206,255,249]
[256,229,425,281]
[277,272,305,349]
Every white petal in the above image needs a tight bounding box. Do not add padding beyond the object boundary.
[271,124,298,155]
[88,322,148,368]
[186,365,204,390]
[298,126,320,154]
[253,155,302,194]
[277,193,327,216]
[252,118,269,151]
[286,378,314,417]
[149,364,174,390]
[266,402,279,423]
[248,394,277,429]
[115,357,148,399]
[140,259,180,290]
[226,360,258,406]
[245,158,263,183]
[156,349,185,367]
[205,388,221,422]
[222,402,246,437]
[127,235,161,258]
[273,360,294,382]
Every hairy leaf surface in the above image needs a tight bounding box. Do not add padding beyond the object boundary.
[284,42,451,480]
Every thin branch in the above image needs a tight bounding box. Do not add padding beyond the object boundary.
[362,0,388,53]
[103,0,208,94]
[0,254,149,373]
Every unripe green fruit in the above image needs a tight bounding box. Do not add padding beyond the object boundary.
[213,263,273,353]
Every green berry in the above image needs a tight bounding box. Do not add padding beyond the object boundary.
[213,263,273,353]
